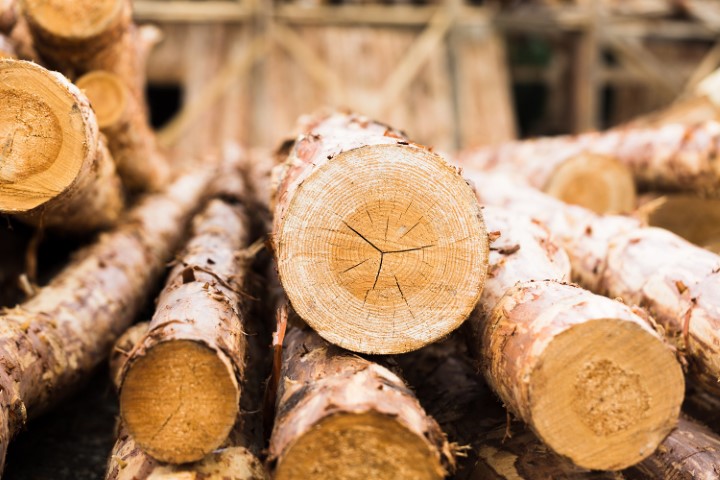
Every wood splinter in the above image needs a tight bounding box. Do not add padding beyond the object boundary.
[0,59,123,231]
[272,112,488,354]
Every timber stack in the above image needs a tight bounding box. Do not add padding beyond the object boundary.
[3,0,720,478]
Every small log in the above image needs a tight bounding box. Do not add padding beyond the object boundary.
[636,194,720,254]
[272,112,488,354]
[470,206,683,471]
[106,323,267,480]
[268,322,454,480]
[0,59,124,231]
[118,172,253,463]
[21,0,147,102]
[462,120,720,196]
[460,146,636,214]
[0,167,213,473]
[463,170,720,398]
[76,70,170,191]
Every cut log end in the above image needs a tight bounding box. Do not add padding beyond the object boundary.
[276,144,488,354]
[0,59,91,212]
[275,411,445,480]
[544,153,636,214]
[22,0,123,40]
[76,71,127,129]
[119,340,239,464]
[529,319,684,471]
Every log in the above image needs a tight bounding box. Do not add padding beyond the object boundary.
[106,324,267,480]
[0,59,124,231]
[462,120,720,196]
[636,194,720,254]
[459,145,636,214]
[624,417,720,480]
[21,0,147,103]
[272,112,488,354]
[76,70,170,191]
[0,31,14,57]
[268,322,454,480]
[0,167,213,473]
[0,0,15,34]
[463,170,720,397]
[470,206,683,471]
[118,172,253,463]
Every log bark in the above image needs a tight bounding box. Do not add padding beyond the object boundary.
[106,323,267,480]
[268,322,454,480]
[21,0,147,102]
[0,167,213,474]
[464,170,720,398]
[0,59,124,231]
[461,120,720,196]
[459,144,636,214]
[76,69,170,191]
[469,206,683,471]
[635,194,720,254]
[272,112,488,354]
[118,173,253,464]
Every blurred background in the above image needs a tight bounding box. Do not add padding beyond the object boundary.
[141,0,720,159]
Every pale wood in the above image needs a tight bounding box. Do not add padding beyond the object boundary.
[0,59,123,231]
[470,206,683,471]
[0,168,213,474]
[272,112,488,354]
[463,170,720,398]
[268,323,453,480]
[119,166,253,464]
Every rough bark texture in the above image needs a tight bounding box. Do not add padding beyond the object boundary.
[624,417,720,480]
[106,323,267,480]
[461,120,720,196]
[77,70,170,191]
[467,206,683,471]
[0,59,124,232]
[21,0,146,102]
[268,323,453,480]
[464,170,720,398]
[0,167,213,474]
[272,111,488,354]
[118,170,254,464]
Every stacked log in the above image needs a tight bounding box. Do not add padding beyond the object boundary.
[0,59,124,231]
[271,112,489,354]
[0,167,213,473]
[463,170,720,399]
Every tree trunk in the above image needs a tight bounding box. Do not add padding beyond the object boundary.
[268,323,454,480]
[635,194,720,254]
[106,323,267,480]
[0,167,213,474]
[76,69,170,191]
[0,59,124,231]
[459,144,636,214]
[272,112,488,354]
[461,120,720,196]
[469,206,684,471]
[118,173,253,464]
[21,0,146,102]
[464,170,720,398]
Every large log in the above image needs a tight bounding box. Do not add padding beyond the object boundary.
[118,171,253,463]
[21,0,147,102]
[106,324,267,480]
[470,206,683,471]
[268,322,454,480]
[461,120,720,196]
[272,112,488,354]
[76,69,170,191]
[463,170,720,398]
[0,167,213,473]
[0,59,124,231]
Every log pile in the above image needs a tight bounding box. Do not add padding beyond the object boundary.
[3,1,720,477]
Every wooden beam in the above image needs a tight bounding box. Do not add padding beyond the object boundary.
[133,1,254,23]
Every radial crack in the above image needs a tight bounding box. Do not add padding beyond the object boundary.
[342,220,382,252]
[372,253,384,290]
